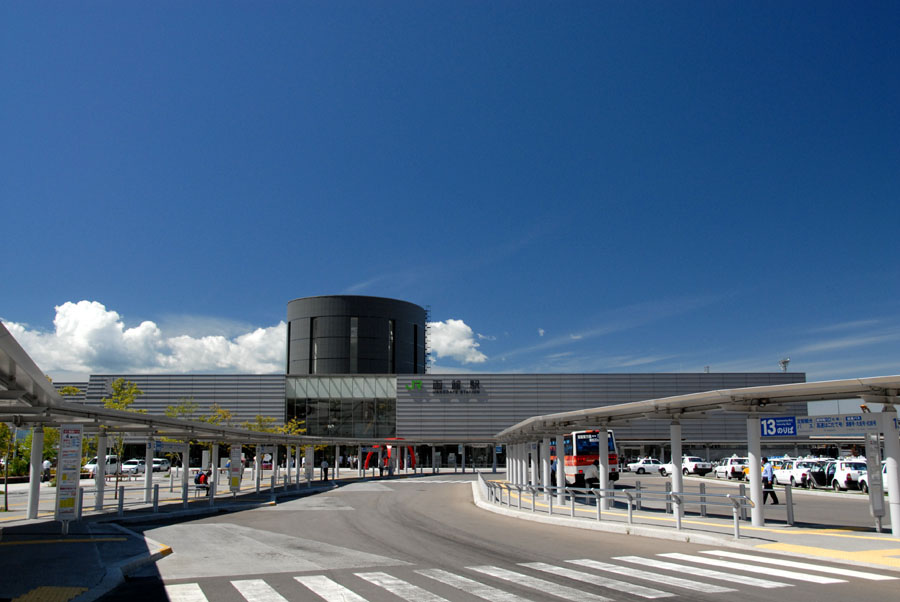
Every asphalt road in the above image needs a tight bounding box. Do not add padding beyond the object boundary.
[101,473,897,602]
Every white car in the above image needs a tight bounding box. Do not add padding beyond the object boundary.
[858,462,890,494]
[823,459,867,491]
[713,456,748,480]
[660,456,713,477]
[152,457,171,472]
[84,455,121,477]
[122,458,146,474]
[627,458,662,474]
[773,458,817,488]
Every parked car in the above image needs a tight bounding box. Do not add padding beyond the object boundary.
[151,457,171,472]
[713,456,748,480]
[773,458,819,488]
[823,459,868,491]
[121,458,146,474]
[627,458,662,474]
[857,461,891,494]
[84,455,121,477]
[659,456,713,477]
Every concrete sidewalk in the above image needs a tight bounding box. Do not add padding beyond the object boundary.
[473,480,900,573]
[0,467,460,601]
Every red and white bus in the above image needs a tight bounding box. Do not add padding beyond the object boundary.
[553,430,619,487]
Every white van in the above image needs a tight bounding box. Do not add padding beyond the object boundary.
[84,455,120,477]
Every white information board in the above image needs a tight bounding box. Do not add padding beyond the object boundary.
[229,445,243,492]
[55,424,83,522]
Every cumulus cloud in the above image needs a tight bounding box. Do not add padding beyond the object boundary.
[427,319,487,364]
[538,329,545,337]
[3,300,286,378]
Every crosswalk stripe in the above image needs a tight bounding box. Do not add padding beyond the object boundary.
[164,583,208,602]
[294,575,369,602]
[698,550,898,581]
[469,565,613,602]
[659,553,846,584]
[356,571,450,602]
[231,579,288,602]
[571,558,742,593]
[521,562,675,599]
[417,568,538,602]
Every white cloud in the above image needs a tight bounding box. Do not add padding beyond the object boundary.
[538,328,545,337]
[3,300,286,378]
[427,319,487,364]
[477,333,496,341]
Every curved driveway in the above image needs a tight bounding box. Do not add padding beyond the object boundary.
[106,473,897,602]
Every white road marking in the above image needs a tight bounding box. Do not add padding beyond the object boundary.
[659,552,846,584]
[698,550,898,581]
[418,568,537,602]
[231,579,288,602]
[572,558,742,593]
[164,583,208,602]
[469,565,613,602]
[355,571,450,602]
[522,562,674,598]
[294,575,369,602]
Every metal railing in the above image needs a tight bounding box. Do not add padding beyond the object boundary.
[482,476,755,539]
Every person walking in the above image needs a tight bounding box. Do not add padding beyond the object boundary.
[762,457,779,505]
[320,458,329,481]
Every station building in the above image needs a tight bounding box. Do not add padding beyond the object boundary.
[59,295,807,463]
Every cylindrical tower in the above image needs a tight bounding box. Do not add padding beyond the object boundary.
[286,295,426,375]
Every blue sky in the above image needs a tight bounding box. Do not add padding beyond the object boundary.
[2,3,898,381]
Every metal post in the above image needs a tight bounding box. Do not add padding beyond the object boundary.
[699,482,707,517]
[335,445,340,480]
[556,435,566,506]
[295,444,302,487]
[594,490,602,521]
[182,442,190,509]
[635,480,642,511]
[461,444,465,474]
[255,444,261,494]
[286,445,292,485]
[76,487,84,520]
[625,492,634,524]
[492,444,498,474]
[169,466,174,492]
[785,483,794,525]
[431,445,436,474]
[270,473,276,502]
[305,445,313,486]
[95,430,107,512]
[358,444,364,479]
[210,443,219,492]
[670,422,682,521]
[272,445,279,483]
[739,483,748,521]
[747,416,764,527]
[598,427,610,510]
[541,437,551,501]
[27,426,43,519]
[665,481,672,513]
[144,437,154,503]
[570,488,576,517]
[881,410,900,538]
[153,484,159,513]
[118,486,125,517]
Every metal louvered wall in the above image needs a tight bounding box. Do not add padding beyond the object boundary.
[66,374,287,425]
[396,373,807,443]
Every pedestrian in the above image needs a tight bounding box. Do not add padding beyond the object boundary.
[762,457,779,505]
[42,458,52,482]
[320,458,329,481]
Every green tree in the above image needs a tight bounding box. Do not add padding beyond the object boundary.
[101,379,144,497]
[241,414,277,433]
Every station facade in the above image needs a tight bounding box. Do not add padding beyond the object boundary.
[60,295,807,462]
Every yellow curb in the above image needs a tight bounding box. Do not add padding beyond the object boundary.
[756,543,900,568]
[12,586,88,602]
[157,545,173,557]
